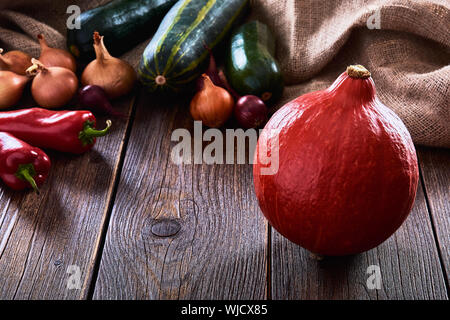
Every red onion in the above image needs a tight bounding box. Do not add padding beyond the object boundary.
[234,95,268,129]
[78,85,125,117]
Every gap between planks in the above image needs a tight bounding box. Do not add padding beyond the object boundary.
[266,223,272,300]
[84,91,139,300]
[417,148,450,295]
[83,106,448,300]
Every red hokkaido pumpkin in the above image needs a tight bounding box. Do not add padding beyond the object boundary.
[253,65,419,256]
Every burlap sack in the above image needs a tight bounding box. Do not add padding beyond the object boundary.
[1,0,449,147]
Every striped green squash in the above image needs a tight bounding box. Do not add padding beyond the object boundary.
[138,0,249,92]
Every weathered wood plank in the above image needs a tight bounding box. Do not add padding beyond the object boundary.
[418,147,450,286]
[271,177,448,299]
[93,92,267,299]
[0,95,135,299]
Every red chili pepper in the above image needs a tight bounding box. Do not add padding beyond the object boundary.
[0,108,111,154]
[0,132,51,193]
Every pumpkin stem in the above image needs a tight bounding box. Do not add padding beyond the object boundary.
[346,65,371,79]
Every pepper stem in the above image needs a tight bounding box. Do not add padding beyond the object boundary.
[79,120,112,146]
[346,65,371,79]
[16,164,39,194]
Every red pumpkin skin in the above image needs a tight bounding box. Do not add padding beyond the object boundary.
[253,67,419,256]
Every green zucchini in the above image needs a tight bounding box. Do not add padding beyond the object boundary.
[225,21,284,105]
[138,0,249,92]
[67,0,178,61]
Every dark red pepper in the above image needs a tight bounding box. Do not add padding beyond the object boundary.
[0,108,111,154]
[0,132,51,193]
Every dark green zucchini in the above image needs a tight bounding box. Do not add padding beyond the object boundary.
[225,21,284,105]
[67,0,178,61]
[138,0,249,92]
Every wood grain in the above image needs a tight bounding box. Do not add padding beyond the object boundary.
[271,178,448,300]
[0,95,135,299]
[92,92,268,299]
[1,92,448,300]
[418,147,450,285]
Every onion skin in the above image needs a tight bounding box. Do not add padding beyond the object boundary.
[37,34,76,72]
[218,70,240,100]
[253,65,419,256]
[0,71,30,108]
[234,95,268,129]
[27,59,78,109]
[190,74,234,128]
[0,48,33,75]
[195,46,222,91]
[81,32,136,99]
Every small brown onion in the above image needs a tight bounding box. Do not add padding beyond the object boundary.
[0,70,30,108]
[0,48,33,75]
[190,74,234,128]
[37,34,76,72]
[81,32,136,99]
[27,58,78,108]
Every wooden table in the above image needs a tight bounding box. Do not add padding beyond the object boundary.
[0,89,448,300]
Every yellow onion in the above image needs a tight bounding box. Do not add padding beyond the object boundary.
[37,34,76,72]
[0,70,30,108]
[81,32,136,99]
[0,48,32,75]
[190,74,234,128]
[27,58,78,108]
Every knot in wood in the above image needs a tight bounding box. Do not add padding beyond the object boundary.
[151,219,181,237]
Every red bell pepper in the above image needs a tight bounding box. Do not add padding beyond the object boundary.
[0,108,111,154]
[0,132,51,193]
